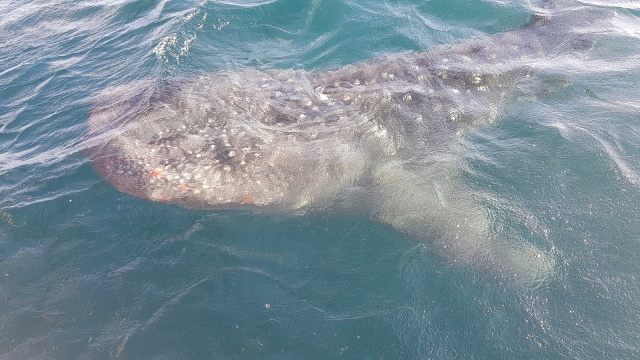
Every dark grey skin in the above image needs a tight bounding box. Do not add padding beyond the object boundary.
[86,3,611,286]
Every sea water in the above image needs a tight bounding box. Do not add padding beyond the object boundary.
[1,0,639,359]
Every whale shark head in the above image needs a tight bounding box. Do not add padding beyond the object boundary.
[86,73,381,212]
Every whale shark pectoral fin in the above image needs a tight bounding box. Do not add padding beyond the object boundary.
[371,160,490,262]
[371,160,557,286]
[489,234,558,288]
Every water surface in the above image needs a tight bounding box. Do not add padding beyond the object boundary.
[1,0,639,359]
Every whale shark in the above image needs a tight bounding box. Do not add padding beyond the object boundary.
[86,2,612,285]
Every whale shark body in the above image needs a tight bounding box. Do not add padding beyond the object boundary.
[87,3,611,285]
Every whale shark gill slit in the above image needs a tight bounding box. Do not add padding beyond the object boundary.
[86,4,611,285]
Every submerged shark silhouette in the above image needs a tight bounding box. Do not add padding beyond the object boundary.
[87,2,612,285]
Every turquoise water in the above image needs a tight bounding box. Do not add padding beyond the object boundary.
[1,0,640,358]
